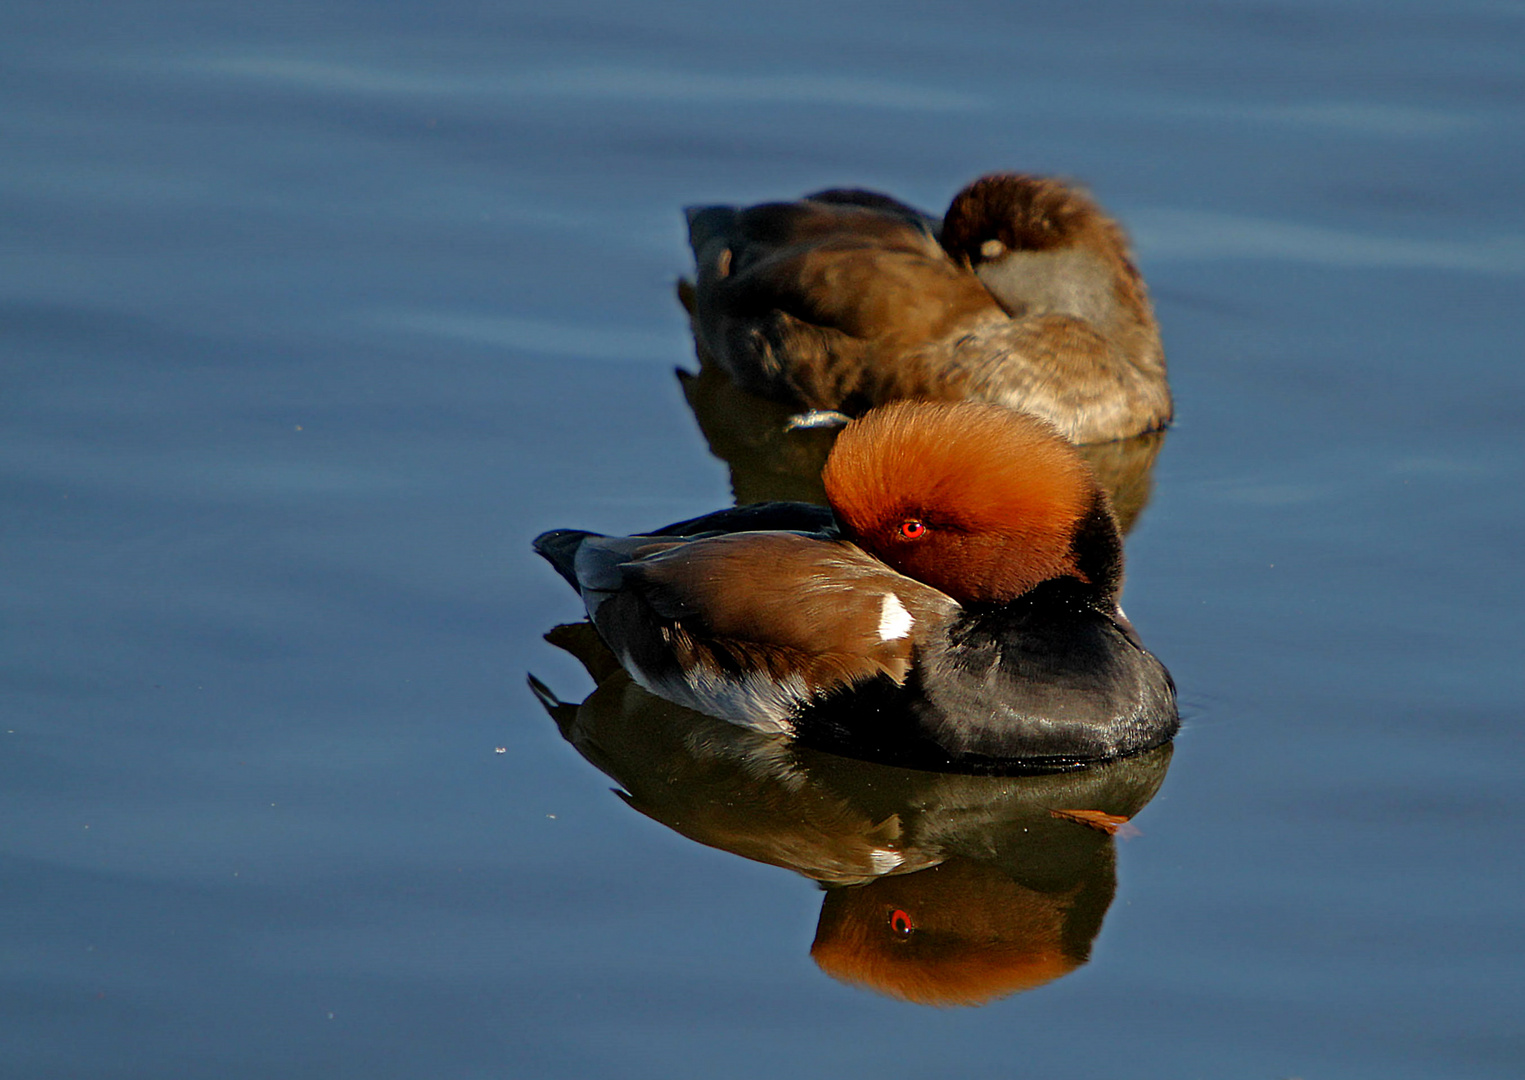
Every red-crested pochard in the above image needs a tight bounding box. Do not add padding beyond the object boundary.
[683,173,1171,445]
[534,401,1177,770]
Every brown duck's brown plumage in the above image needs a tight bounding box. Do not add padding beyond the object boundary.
[684,172,1171,445]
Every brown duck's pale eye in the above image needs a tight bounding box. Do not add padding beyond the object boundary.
[899,520,927,540]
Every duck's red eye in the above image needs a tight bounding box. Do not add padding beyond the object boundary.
[899,520,926,540]
[890,909,914,936]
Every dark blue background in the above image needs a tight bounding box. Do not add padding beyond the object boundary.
[4,2,1522,1077]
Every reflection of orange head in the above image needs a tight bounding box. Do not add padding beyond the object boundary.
[811,858,1099,1007]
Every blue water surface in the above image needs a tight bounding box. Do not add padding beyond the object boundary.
[4,2,1523,1078]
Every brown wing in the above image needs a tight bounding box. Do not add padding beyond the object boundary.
[688,199,998,410]
[594,532,959,733]
[867,315,1172,445]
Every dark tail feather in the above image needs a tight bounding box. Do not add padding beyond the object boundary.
[532,529,593,590]
[684,205,736,251]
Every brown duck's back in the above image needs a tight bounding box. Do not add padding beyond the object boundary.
[690,200,1000,410]
[683,174,1172,443]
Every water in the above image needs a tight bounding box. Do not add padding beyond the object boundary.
[4,2,1522,1077]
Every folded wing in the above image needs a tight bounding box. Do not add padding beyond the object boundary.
[553,530,960,733]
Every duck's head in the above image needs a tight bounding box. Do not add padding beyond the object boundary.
[937,174,1151,328]
[938,173,1117,266]
[822,401,1122,608]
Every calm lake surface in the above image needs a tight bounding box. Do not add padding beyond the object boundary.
[5,2,1523,1077]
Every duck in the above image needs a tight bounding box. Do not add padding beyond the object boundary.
[682,173,1171,445]
[534,401,1177,770]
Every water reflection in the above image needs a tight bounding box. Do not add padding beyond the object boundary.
[677,345,1167,533]
[532,622,1172,1006]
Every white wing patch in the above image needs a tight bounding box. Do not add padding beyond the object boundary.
[877,592,915,641]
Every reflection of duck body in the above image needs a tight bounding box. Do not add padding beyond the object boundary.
[535,401,1177,771]
[684,173,1170,445]
[531,623,1173,1006]
[677,354,1167,532]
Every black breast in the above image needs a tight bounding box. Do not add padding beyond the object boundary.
[794,579,1178,772]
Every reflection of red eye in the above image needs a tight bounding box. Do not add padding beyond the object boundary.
[890,909,914,936]
[899,520,926,540]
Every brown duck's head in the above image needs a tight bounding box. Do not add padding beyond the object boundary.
[939,172,1134,269]
[822,401,1122,608]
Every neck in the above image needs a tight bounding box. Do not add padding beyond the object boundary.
[965,575,1111,616]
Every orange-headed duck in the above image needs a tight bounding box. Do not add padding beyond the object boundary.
[534,401,1177,770]
[683,173,1171,445]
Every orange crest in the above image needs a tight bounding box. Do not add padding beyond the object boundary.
[822,402,1101,604]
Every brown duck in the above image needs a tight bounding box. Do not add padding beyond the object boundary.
[683,173,1171,445]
